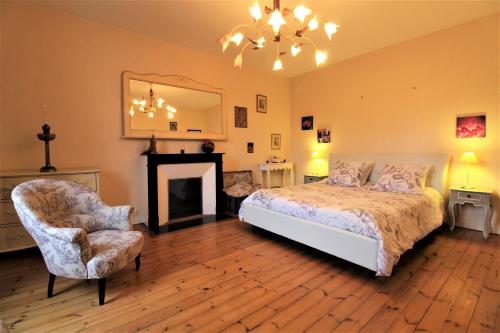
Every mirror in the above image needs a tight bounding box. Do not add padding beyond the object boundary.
[122,72,226,140]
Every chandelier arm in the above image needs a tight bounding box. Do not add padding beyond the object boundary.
[229,24,258,35]
[299,36,318,50]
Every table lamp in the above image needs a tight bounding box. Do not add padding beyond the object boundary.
[459,151,478,189]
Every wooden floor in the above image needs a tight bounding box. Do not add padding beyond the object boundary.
[0,219,499,333]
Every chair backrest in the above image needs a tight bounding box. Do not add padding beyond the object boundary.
[223,170,254,188]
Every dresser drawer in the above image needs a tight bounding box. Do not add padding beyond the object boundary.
[0,202,20,227]
[0,225,36,253]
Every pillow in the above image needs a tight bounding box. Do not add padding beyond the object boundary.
[326,160,375,187]
[371,164,430,194]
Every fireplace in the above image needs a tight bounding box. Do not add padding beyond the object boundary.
[143,153,226,234]
[168,177,203,221]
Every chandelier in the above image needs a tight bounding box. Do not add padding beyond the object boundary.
[220,0,338,71]
[129,84,177,119]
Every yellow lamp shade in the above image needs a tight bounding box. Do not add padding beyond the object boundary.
[459,152,478,164]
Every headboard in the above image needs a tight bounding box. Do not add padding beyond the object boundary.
[329,153,451,196]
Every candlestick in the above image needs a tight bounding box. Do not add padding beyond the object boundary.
[37,124,57,172]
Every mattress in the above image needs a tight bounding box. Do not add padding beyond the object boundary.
[239,181,445,276]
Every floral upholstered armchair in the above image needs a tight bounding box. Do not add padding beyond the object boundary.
[11,179,144,305]
[223,170,259,214]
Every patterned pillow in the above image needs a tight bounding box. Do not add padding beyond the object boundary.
[326,161,375,187]
[371,164,430,194]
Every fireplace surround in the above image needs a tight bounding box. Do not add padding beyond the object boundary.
[146,153,225,234]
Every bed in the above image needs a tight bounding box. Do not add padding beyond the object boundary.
[239,153,450,276]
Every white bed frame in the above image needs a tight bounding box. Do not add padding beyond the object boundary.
[242,153,450,273]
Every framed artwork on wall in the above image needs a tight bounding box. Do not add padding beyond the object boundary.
[247,142,254,153]
[317,129,331,143]
[271,133,281,150]
[169,122,177,131]
[301,116,313,130]
[456,114,486,138]
[256,95,267,113]
[235,106,248,128]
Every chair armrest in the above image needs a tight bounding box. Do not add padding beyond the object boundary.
[94,205,134,231]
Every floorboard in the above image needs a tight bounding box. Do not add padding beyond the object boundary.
[0,219,498,333]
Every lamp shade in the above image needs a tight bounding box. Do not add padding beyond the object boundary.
[459,152,478,164]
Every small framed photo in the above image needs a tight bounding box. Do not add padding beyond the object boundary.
[301,116,313,130]
[235,106,248,128]
[256,95,267,113]
[169,122,177,131]
[271,133,281,150]
[317,129,331,143]
[247,142,254,153]
[456,114,486,138]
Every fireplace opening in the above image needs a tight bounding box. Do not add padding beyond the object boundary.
[168,177,203,221]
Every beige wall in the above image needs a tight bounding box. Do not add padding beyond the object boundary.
[0,2,290,207]
[291,14,500,233]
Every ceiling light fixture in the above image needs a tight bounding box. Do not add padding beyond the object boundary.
[220,0,338,71]
[129,84,177,120]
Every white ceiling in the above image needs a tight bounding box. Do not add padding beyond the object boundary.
[37,0,499,78]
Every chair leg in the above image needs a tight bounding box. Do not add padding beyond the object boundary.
[135,253,141,272]
[98,278,106,305]
[47,273,56,298]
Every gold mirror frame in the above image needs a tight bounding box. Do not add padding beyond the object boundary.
[122,71,227,140]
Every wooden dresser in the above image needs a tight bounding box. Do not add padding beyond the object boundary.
[0,169,100,253]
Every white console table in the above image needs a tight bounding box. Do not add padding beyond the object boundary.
[259,162,295,189]
[0,169,100,253]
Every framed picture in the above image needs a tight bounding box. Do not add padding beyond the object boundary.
[301,116,313,130]
[235,106,248,128]
[271,133,281,150]
[456,114,486,138]
[169,122,177,131]
[256,95,267,113]
[317,129,331,143]
[247,142,254,153]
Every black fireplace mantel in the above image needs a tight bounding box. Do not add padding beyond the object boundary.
[146,153,225,234]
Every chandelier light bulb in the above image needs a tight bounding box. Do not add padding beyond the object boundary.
[234,54,243,68]
[268,10,286,35]
[129,106,135,116]
[157,97,165,107]
[148,111,154,118]
[308,17,319,31]
[291,44,301,57]
[324,22,338,40]
[273,58,283,71]
[132,98,139,105]
[139,106,145,112]
[230,33,244,46]
[294,5,311,23]
[140,99,147,107]
[315,50,327,66]
[220,34,231,52]
[167,112,174,119]
[249,2,262,21]
[256,37,266,48]
[166,105,177,113]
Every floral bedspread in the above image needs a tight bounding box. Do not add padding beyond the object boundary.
[239,181,444,276]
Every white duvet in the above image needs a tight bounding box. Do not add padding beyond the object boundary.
[239,181,444,276]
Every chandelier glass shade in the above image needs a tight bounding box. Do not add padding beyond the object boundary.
[220,0,338,71]
[129,84,177,119]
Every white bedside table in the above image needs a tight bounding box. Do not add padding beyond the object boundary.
[448,186,493,239]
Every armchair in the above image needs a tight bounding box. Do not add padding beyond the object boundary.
[11,179,144,305]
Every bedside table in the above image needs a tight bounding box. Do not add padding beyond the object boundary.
[304,175,328,184]
[448,186,493,239]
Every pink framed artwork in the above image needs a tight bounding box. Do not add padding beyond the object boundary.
[456,115,486,138]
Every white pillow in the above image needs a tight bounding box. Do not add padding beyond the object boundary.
[327,160,375,187]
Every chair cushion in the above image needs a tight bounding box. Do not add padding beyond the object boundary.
[225,181,254,197]
[86,230,144,279]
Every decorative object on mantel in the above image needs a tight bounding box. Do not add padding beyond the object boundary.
[301,116,313,130]
[201,139,215,153]
[317,129,331,143]
[271,133,281,150]
[256,95,267,113]
[456,114,486,138]
[141,134,158,155]
[235,106,248,128]
[220,0,338,71]
[37,124,57,172]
